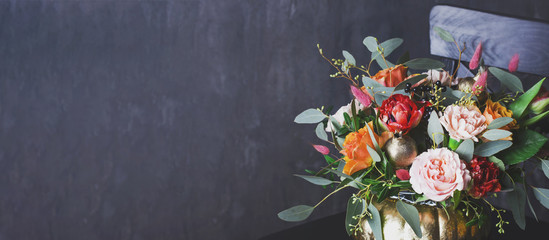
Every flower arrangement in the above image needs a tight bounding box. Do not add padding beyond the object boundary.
[278,27,549,239]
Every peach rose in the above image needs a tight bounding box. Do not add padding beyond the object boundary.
[440,105,486,142]
[409,148,471,202]
[340,122,391,175]
[372,64,408,87]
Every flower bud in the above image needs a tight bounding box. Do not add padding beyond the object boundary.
[530,87,549,114]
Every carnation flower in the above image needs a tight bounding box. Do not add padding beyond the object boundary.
[530,86,549,114]
[378,94,425,135]
[340,122,390,175]
[483,99,518,131]
[466,156,501,198]
[326,100,365,132]
[409,148,471,202]
[439,105,486,142]
[372,64,408,87]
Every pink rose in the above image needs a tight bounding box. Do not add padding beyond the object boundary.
[409,148,471,202]
[439,105,486,142]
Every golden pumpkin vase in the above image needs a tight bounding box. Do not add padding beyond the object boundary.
[355,199,490,240]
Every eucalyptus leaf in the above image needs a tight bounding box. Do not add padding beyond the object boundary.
[364,122,380,151]
[396,200,423,238]
[489,67,524,93]
[315,123,328,141]
[403,58,445,70]
[378,38,403,58]
[278,205,315,222]
[427,113,445,146]
[328,168,352,180]
[533,187,549,209]
[295,109,326,124]
[482,129,512,141]
[524,110,549,126]
[394,74,428,91]
[488,156,505,171]
[343,50,356,66]
[345,197,365,236]
[397,51,410,65]
[363,36,378,52]
[509,78,545,118]
[541,159,549,180]
[487,117,514,129]
[374,56,395,69]
[508,184,526,230]
[362,76,384,89]
[433,26,455,42]
[500,129,547,165]
[367,145,381,162]
[366,203,383,240]
[294,174,334,186]
[455,139,474,162]
[526,188,539,222]
[474,140,512,157]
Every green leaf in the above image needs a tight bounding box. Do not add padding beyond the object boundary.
[345,196,365,236]
[487,117,514,129]
[509,78,545,118]
[403,58,445,70]
[396,200,423,238]
[452,190,462,210]
[362,76,384,89]
[508,184,526,230]
[343,112,354,131]
[367,145,381,162]
[342,50,356,66]
[541,159,549,180]
[488,156,505,171]
[415,195,429,203]
[533,187,549,209]
[455,139,474,162]
[315,123,328,141]
[327,168,352,180]
[278,205,315,222]
[366,203,383,240]
[295,109,325,124]
[294,174,334,186]
[364,122,380,151]
[448,138,462,151]
[363,36,378,52]
[482,129,512,141]
[500,129,548,165]
[394,74,428,91]
[324,155,335,165]
[489,67,524,93]
[397,51,410,65]
[473,140,512,157]
[524,110,549,126]
[433,26,455,42]
[427,113,445,146]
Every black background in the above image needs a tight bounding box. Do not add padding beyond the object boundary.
[1,1,549,239]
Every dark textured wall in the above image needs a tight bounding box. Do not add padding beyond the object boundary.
[1,1,549,240]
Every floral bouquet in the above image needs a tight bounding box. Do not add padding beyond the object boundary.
[278,27,549,239]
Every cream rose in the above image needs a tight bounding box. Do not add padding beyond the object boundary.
[439,105,486,142]
[409,148,471,202]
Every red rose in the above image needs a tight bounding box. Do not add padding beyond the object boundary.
[378,94,425,135]
[466,156,501,198]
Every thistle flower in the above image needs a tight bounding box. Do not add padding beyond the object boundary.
[508,53,519,72]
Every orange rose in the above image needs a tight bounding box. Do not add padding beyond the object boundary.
[340,122,391,175]
[483,99,518,131]
[372,64,408,87]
